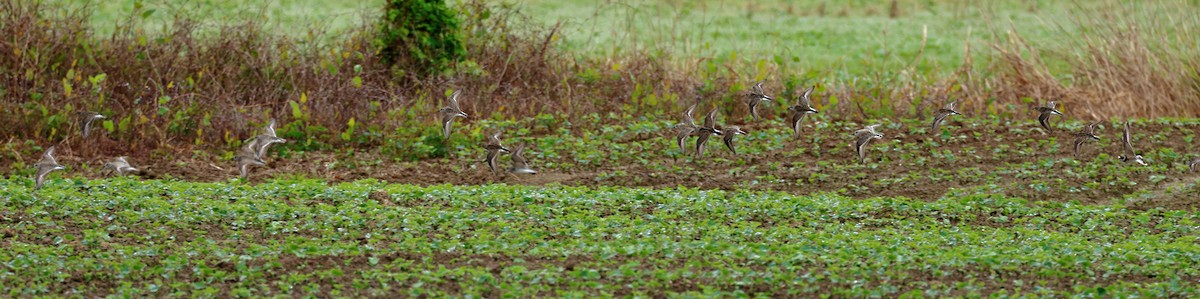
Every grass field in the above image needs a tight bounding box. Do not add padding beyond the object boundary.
[5,0,1200,297]
[5,179,1199,297]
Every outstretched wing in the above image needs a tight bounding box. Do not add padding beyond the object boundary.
[723,134,737,154]
[511,144,528,165]
[1122,122,1136,156]
[675,126,695,153]
[488,131,503,146]
[264,119,278,137]
[441,116,456,139]
[703,108,718,129]
[790,112,804,139]
[931,112,950,131]
[41,146,58,164]
[682,103,698,126]
[449,90,463,111]
[1037,112,1053,131]
[695,133,712,157]
[486,149,501,173]
[799,85,815,107]
[751,82,765,96]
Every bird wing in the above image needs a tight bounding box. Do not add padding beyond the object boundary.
[488,131,503,146]
[703,108,718,129]
[675,127,694,153]
[723,134,737,154]
[41,146,58,164]
[265,119,278,137]
[790,111,805,139]
[799,85,815,107]
[1122,122,1136,156]
[441,115,455,139]
[931,112,950,131]
[486,149,501,172]
[449,90,463,111]
[511,144,528,165]
[683,103,697,126]
[1037,112,1053,131]
[751,82,765,96]
[695,133,712,157]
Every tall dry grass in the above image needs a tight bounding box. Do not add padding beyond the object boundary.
[978,1,1200,120]
[1,0,1198,160]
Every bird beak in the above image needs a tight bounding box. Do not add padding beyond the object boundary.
[810,109,819,114]
[459,112,469,118]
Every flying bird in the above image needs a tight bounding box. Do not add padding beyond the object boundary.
[930,101,962,131]
[34,146,66,190]
[439,90,469,139]
[483,131,511,173]
[1071,122,1101,159]
[250,118,287,159]
[787,85,819,140]
[78,111,106,138]
[745,82,773,121]
[1034,101,1064,131]
[507,144,537,174]
[1117,122,1146,166]
[674,102,700,154]
[853,124,884,164]
[722,126,748,155]
[101,156,140,176]
[234,140,266,179]
[694,108,723,158]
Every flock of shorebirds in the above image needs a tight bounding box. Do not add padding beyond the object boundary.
[26,82,1200,191]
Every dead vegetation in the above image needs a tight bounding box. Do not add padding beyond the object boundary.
[1,0,1198,156]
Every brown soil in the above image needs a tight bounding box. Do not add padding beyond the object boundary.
[6,122,1199,210]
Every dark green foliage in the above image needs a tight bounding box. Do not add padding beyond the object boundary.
[377,0,467,76]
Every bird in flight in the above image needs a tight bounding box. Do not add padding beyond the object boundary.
[439,90,469,140]
[787,85,819,140]
[34,146,67,190]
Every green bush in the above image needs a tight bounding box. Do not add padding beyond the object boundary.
[377,0,467,76]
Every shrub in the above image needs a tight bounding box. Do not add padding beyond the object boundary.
[376,0,467,76]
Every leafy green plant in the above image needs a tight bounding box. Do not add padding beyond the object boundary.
[376,0,467,76]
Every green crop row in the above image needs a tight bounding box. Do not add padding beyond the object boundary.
[2,178,1198,297]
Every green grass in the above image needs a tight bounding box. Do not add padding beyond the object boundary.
[51,0,382,36]
[3,178,1199,297]
[518,0,1068,76]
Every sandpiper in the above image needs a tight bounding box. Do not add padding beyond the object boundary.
[251,118,287,159]
[722,125,748,155]
[694,108,723,158]
[930,101,962,131]
[101,156,140,176]
[1189,158,1199,172]
[1117,122,1147,165]
[78,111,106,138]
[234,140,265,179]
[853,124,884,164]
[745,82,773,121]
[439,90,469,139]
[484,131,511,173]
[507,144,537,174]
[674,102,699,153]
[1035,101,1064,131]
[33,146,66,190]
[787,85,819,140]
[1071,122,1101,159]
